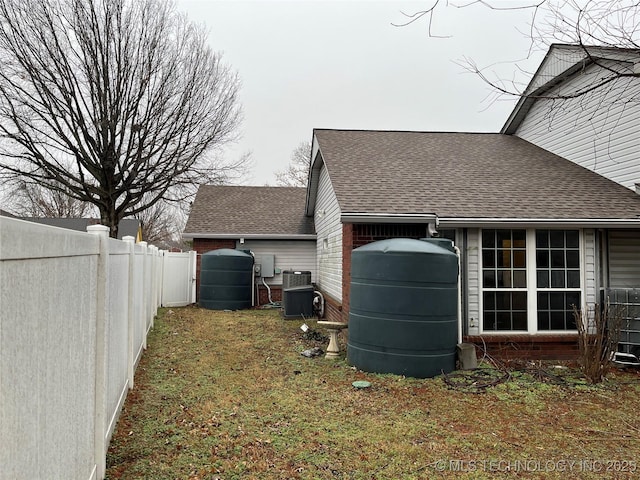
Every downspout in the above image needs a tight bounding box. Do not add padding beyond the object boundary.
[250,251,255,307]
[454,245,462,344]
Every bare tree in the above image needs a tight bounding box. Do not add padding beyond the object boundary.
[0,0,245,237]
[394,1,640,102]
[274,141,311,187]
[135,200,183,247]
[8,177,94,218]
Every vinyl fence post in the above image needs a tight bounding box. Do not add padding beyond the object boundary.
[122,236,136,390]
[87,224,110,480]
[138,241,149,349]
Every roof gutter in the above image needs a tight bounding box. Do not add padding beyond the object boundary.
[182,233,317,240]
[341,212,439,224]
[439,217,640,228]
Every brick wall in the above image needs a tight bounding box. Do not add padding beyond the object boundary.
[256,285,282,306]
[323,291,343,323]
[192,238,237,301]
[464,334,580,361]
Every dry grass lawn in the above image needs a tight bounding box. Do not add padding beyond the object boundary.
[106,307,640,479]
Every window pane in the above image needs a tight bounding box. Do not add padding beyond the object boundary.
[483,291,495,310]
[513,230,526,248]
[566,230,579,248]
[513,270,527,288]
[550,230,564,248]
[566,312,577,330]
[537,270,549,288]
[551,250,565,268]
[482,230,495,248]
[495,291,511,310]
[538,311,550,330]
[512,311,527,330]
[536,230,549,248]
[496,230,512,248]
[496,312,512,330]
[484,312,496,331]
[566,250,579,268]
[551,270,565,288]
[567,270,580,288]
[538,292,549,309]
[482,250,495,268]
[497,270,512,288]
[566,291,581,309]
[550,311,565,330]
[513,251,526,268]
[483,270,496,288]
[536,250,549,268]
[549,292,564,309]
[512,292,527,310]
[497,250,511,268]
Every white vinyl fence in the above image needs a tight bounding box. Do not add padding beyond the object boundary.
[0,217,191,480]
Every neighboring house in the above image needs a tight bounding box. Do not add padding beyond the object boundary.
[183,185,316,305]
[19,217,142,241]
[503,43,640,191]
[306,128,640,359]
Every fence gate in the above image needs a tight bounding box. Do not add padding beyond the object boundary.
[161,251,197,307]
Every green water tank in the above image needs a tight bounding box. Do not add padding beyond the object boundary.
[200,249,253,310]
[347,238,459,378]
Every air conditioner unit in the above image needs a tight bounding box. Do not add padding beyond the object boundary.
[282,270,312,289]
[282,270,312,310]
[283,285,314,319]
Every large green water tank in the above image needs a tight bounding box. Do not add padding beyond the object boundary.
[347,238,458,378]
[200,249,253,310]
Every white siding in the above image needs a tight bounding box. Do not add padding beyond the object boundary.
[466,229,481,335]
[609,231,640,288]
[584,229,597,307]
[236,240,316,286]
[314,164,343,301]
[525,45,587,94]
[516,59,640,189]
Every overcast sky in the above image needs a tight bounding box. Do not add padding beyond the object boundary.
[175,0,544,185]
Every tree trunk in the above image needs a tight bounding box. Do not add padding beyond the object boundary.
[100,205,119,239]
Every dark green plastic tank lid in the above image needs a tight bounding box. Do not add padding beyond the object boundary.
[202,248,252,257]
[354,238,456,255]
[420,237,456,253]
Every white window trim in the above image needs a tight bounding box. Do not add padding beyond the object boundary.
[479,228,584,335]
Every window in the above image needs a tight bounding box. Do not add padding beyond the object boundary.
[535,230,580,331]
[482,230,527,331]
[481,229,582,333]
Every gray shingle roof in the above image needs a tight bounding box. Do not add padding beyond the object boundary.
[313,129,640,219]
[184,185,314,237]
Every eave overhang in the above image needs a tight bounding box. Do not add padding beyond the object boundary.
[438,217,640,229]
[340,212,438,224]
[182,233,317,240]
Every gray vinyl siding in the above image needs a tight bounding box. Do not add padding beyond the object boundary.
[466,228,480,335]
[235,240,316,286]
[516,59,640,190]
[609,231,640,288]
[314,164,343,301]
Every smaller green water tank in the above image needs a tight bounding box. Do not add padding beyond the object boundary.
[200,249,253,310]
